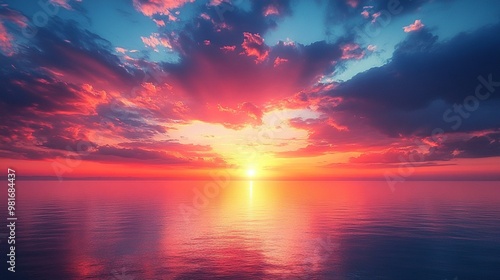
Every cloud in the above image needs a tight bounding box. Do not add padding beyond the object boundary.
[325,0,452,27]
[0,7,30,55]
[0,21,13,55]
[155,0,348,127]
[2,3,347,140]
[349,131,500,164]
[0,7,28,28]
[17,18,138,92]
[350,149,428,164]
[347,0,359,8]
[273,57,288,67]
[367,44,376,51]
[220,45,236,52]
[241,32,269,62]
[141,33,172,49]
[159,37,346,127]
[341,43,364,60]
[4,0,497,174]
[263,5,279,16]
[0,17,187,164]
[329,23,500,137]
[87,144,226,167]
[115,47,127,54]
[50,0,72,10]
[403,19,425,32]
[371,11,381,23]
[132,0,193,17]
[153,18,166,26]
[436,132,500,159]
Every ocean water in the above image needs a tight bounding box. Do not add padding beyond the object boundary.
[1,180,499,279]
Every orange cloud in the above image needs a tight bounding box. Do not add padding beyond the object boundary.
[241,32,269,63]
[403,19,425,33]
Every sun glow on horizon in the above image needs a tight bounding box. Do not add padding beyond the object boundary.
[247,168,256,177]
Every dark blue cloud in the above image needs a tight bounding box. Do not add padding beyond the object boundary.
[329,23,500,136]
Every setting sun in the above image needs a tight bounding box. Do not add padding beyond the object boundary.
[247,169,256,177]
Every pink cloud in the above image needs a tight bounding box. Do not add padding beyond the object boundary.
[263,5,279,16]
[347,0,359,8]
[220,45,236,52]
[50,0,72,10]
[367,44,377,52]
[205,102,264,128]
[341,43,364,60]
[141,33,172,49]
[282,39,295,47]
[0,8,28,28]
[153,19,166,26]
[349,149,430,164]
[274,144,333,158]
[132,0,193,18]
[361,10,370,18]
[0,7,30,55]
[115,47,127,54]
[403,19,425,33]
[200,13,211,21]
[371,12,381,23]
[37,45,135,93]
[208,0,223,6]
[241,32,269,63]
[215,22,232,32]
[160,38,346,128]
[0,21,13,56]
[239,102,263,122]
[273,57,288,67]
[203,40,211,46]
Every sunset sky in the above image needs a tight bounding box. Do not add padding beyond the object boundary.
[1,0,500,180]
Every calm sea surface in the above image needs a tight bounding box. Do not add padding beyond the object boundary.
[1,181,499,279]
